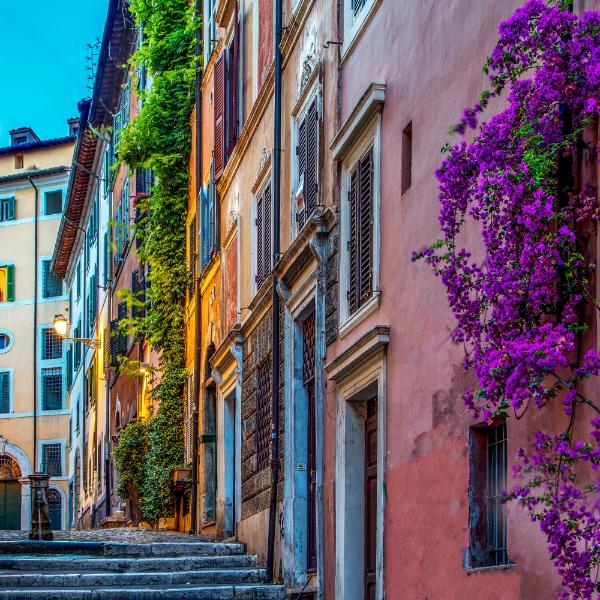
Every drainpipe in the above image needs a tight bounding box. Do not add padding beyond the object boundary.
[28,177,39,473]
[266,0,283,582]
[190,0,203,535]
[104,154,113,518]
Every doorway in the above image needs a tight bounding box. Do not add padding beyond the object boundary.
[0,456,21,530]
[223,391,236,538]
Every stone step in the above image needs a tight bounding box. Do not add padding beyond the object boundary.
[0,541,246,558]
[0,554,258,573]
[0,584,287,599]
[0,568,267,588]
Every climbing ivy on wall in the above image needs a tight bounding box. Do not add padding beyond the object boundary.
[114,0,197,523]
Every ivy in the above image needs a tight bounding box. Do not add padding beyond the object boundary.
[113,0,197,524]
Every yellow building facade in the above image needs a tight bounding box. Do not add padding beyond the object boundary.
[0,126,75,530]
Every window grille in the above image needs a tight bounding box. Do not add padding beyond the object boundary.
[0,456,20,479]
[45,190,63,216]
[347,146,374,314]
[487,424,508,566]
[42,443,62,477]
[255,360,272,471]
[41,367,63,411]
[0,372,10,414]
[42,260,63,299]
[43,329,62,360]
[0,197,15,222]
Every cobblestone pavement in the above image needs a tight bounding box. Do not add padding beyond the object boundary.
[0,528,209,542]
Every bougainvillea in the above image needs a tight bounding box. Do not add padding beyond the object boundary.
[415,1,600,596]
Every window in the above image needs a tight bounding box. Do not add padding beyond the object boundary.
[0,371,11,414]
[110,302,128,366]
[0,265,15,303]
[294,96,320,232]
[113,81,130,159]
[86,273,97,336]
[41,443,62,477]
[201,161,219,270]
[214,52,226,179]
[42,260,63,299]
[254,181,272,290]
[84,361,97,412]
[42,329,62,360]
[343,0,380,56]
[76,261,81,301]
[188,215,197,298]
[203,0,217,66]
[115,178,130,262]
[73,322,82,370]
[401,122,412,194]
[255,360,272,471]
[131,270,146,319]
[0,197,15,222]
[352,0,367,16]
[15,155,23,169]
[44,190,63,216]
[0,331,13,353]
[347,146,374,314]
[469,423,509,568]
[41,367,63,411]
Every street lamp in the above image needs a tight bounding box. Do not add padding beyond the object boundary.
[53,314,99,349]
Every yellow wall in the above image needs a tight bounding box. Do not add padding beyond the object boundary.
[0,138,74,529]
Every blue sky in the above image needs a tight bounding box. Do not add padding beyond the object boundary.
[0,0,108,144]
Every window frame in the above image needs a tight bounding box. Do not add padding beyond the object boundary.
[338,114,382,337]
[291,81,322,237]
[38,440,66,479]
[0,196,15,223]
[0,369,13,415]
[43,189,64,217]
[0,264,15,303]
[40,258,64,300]
[252,172,273,296]
[40,366,65,413]
[0,330,14,354]
[342,0,382,62]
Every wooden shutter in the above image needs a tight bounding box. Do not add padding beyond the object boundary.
[110,320,120,366]
[201,188,210,269]
[255,192,264,286]
[117,302,128,356]
[103,329,110,371]
[66,347,73,390]
[214,53,226,179]
[6,265,14,302]
[305,98,319,219]
[347,148,374,314]
[263,182,272,275]
[296,115,307,229]
[7,197,15,221]
[227,10,240,157]
[0,372,9,413]
[187,218,196,299]
[132,270,140,318]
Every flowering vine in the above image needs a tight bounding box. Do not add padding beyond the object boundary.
[415,1,600,596]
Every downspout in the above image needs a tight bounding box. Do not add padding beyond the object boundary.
[105,171,113,518]
[266,0,283,582]
[28,177,39,473]
[190,0,203,535]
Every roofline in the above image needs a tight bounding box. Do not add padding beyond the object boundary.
[0,166,70,185]
[0,136,75,156]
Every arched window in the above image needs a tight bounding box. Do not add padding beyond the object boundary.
[48,488,62,530]
[0,456,21,480]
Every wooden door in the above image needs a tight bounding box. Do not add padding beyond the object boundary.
[0,482,21,530]
[365,398,378,600]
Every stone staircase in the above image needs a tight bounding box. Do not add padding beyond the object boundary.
[0,539,287,599]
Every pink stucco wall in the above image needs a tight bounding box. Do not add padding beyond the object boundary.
[322,1,600,598]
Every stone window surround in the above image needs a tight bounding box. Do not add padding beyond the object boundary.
[331,83,385,339]
[325,324,389,600]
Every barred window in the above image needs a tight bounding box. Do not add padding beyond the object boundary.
[42,260,63,299]
[43,328,62,360]
[255,360,272,471]
[42,443,62,477]
[469,422,509,567]
[41,367,63,411]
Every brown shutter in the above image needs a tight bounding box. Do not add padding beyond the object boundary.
[358,149,374,305]
[227,8,240,157]
[348,166,359,313]
[263,182,272,276]
[214,52,226,179]
[255,192,264,286]
[296,116,307,229]
[305,98,319,219]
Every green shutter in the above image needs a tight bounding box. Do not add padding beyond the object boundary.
[7,197,15,221]
[0,372,10,413]
[6,265,14,302]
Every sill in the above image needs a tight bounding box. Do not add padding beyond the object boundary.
[338,292,380,339]
[340,0,383,67]
[464,562,516,574]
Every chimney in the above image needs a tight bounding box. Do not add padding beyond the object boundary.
[67,118,80,137]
